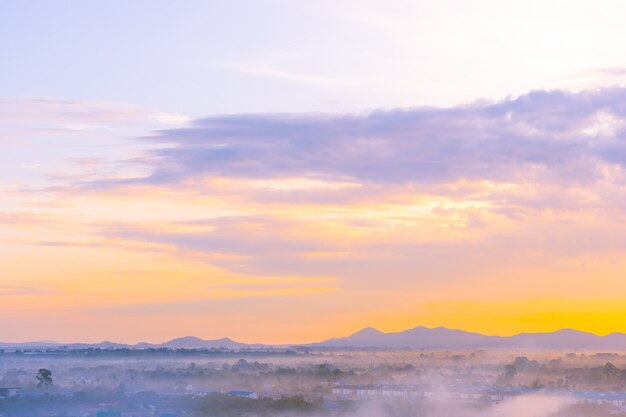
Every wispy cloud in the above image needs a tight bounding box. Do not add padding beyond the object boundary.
[0,98,190,126]
[0,284,56,296]
[221,63,352,86]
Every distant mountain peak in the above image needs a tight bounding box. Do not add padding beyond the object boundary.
[158,335,249,349]
[171,336,204,342]
[554,328,595,335]
[351,327,383,336]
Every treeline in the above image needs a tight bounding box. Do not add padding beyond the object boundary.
[0,348,300,358]
[0,391,323,417]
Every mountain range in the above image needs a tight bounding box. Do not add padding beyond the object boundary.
[0,336,259,350]
[4,326,626,350]
[317,326,626,350]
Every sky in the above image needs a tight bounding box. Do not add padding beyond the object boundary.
[3,0,626,343]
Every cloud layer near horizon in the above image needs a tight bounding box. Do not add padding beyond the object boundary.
[4,88,626,343]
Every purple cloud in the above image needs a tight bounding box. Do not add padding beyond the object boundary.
[125,88,626,186]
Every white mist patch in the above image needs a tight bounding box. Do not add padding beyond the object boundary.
[490,394,564,417]
[335,392,567,417]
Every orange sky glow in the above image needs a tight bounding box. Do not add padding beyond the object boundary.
[4,1,626,344]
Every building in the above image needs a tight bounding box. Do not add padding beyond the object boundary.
[226,390,258,399]
[0,387,21,399]
[96,412,122,417]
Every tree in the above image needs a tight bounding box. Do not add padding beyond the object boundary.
[531,378,544,389]
[504,364,517,379]
[36,368,53,388]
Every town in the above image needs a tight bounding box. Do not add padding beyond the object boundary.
[2,347,626,416]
